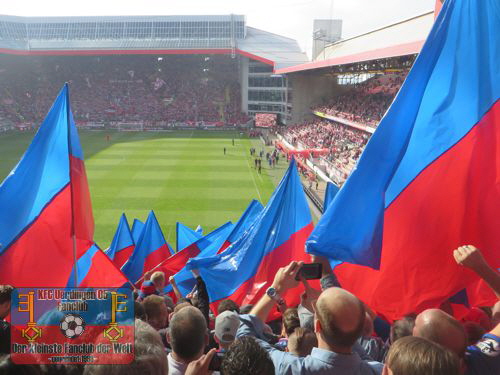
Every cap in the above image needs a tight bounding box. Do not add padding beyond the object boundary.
[214,311,240,344]
[138,280,158,300]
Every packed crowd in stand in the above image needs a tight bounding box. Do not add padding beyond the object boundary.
[277,72,408,184]
[0,55,249,127]
[1,245,498,374]
[255,113,278,128]
[280,119,369,183]
[313,72,407,128]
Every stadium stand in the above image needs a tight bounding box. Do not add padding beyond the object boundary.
[277,71,407,185]
[313,72,407,128]
[0,55,249,128]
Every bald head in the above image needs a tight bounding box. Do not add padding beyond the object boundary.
[413,309,467,357]
[169,306,207,361]
[315,287,365,349]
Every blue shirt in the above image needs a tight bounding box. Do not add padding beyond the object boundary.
[237,314,382,375]
[465,333,500,375]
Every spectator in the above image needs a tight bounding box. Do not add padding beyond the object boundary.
[217,299,240,315]
[357,313,385,362]
[139,271,166,300]
[492,301,500,327]
[237,261,383,374]
[214,310,240,351]
[134,301,147,322]
[282,308,301,337]
[240,304,254,315]
[167,306,208,375]
[464,322,486,346]
[276,308,301,350]
[221,336,275,375]
[413,308,500,375]
[83,319,168,375]
[142,295,168,330]
[287,328,318,357]
[390,315,416,344]
[383,336,460,375]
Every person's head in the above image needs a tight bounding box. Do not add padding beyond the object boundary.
[240,304,254,315]
[150,271,166,290]
[173,301,191,314]
[214,310,240,350]
[463,322,486,346]
[282,308,300,337]
[462,307,491,331]
[390,315,416,344]
[176,298,192,307]
[163,295,175,310]
[383,336,460,375]
[287,327,318,357]
[0,285,13,319]
[314,287,365,352]
[221,336,275,375]
[362,312,374,337]
[217,299,240,315]
[84,319,168,375]
[142,295,168,330]
[134,301,147,322]
[167,306,208,362]
[413,309,467,358]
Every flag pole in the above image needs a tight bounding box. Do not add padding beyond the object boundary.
[65,83,79,288]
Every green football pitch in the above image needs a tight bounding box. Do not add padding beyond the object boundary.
[0,130,288,249]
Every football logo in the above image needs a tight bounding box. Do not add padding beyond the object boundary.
[60,314,86,339]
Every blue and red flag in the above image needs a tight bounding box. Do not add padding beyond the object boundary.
[306,0,500,320]
[131,218,144,244]
[155,221,233,286]
[176,222,202,253]
[171,222,235,296]
[0,84,97,287]
[323,182,339,213]
[121,210,173,284]
[68,244,130,288]
[217,199,263,254]
[187,159,313,317]
[105,213,135,269]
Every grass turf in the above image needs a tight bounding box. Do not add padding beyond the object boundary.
[0,129,288,249]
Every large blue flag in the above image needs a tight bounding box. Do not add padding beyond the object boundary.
[121,211,173,284]
[187,159,313,318]
[176,222,202,253]
[153,221,233,285]
[323,182,339,213]
[170,222,234,296]
[306,0,500,320]
[168,200,263,297]
[217,199,263,254]
[105,213,135,269]
[0,85,95,287]
[131,218,144,243]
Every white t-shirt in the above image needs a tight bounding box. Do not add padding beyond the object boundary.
[167,352,188,375]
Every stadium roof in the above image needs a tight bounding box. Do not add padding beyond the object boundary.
[275,11,434,74]
[0,14,307,69]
